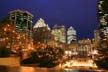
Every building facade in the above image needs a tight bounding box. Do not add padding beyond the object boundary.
[33,18,51,45]
[67,26,77,44]
[9,9,33,38]
[9,9,34,52]
[51,24,66,43]
[78,39,92,57]
[94,30,100,47]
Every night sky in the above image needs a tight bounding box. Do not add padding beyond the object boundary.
[0,0,98,40]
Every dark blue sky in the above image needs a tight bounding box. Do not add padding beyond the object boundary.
[0,0,98,40]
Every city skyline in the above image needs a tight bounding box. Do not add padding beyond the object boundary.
[0,0,108,71]
[0,0,98,40]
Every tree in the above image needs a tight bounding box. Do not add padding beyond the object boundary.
[37,46,64,67]
[0,46,11,57]
[97,0,108,70]
[0,17,15,48]
[101,0,108,12]
[21,45,64,68]
[95,39,108,70]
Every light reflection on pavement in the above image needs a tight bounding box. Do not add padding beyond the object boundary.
[61,59,97,68]
[0,66,107,72]
[0,66,61,72]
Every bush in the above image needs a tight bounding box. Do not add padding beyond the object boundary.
[95,39,108,70]
[0,47,11,57]
[95,57,108,70]
[21,57,37,64]
[21,46,64,68]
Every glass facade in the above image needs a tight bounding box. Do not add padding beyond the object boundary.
[67,26,77,44]
[51,25,66,43]
[9,10,33,38]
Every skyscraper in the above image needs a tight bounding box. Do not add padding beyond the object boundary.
[9,9,33,38]
[51,24,66,43]
[67,26,77,44]
[33,18,51,45]
[9,9,34,52]
[98,0,108,39]
[94,30,100,47]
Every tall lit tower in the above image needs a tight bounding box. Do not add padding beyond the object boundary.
[67,26,77,44]
[94,30,100,47]
[8,9,34,52]
[51,24,66,43]
[98,0,108,39]
[33,18,51,44]
[9,9,33,38]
